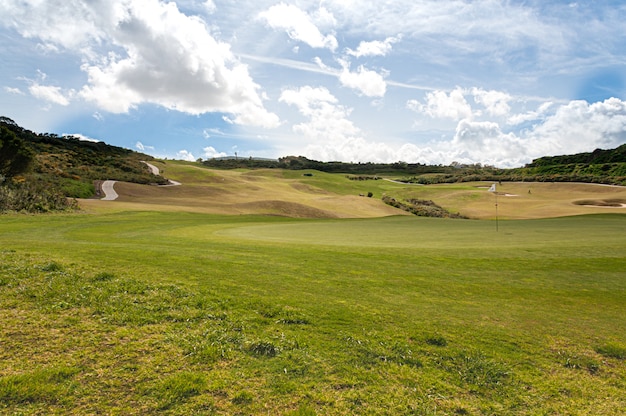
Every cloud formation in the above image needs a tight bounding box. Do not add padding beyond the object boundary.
[259,3,338,51]
[3,0,280,128]
[346,36,400,58]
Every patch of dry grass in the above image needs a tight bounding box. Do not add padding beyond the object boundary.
[428,182,626,219]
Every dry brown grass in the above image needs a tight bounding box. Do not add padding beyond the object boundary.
[77,161,626,219]
[79,162,405,218]
[445,182,626,219]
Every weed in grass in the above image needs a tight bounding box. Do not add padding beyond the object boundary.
[231,390,254,405]
[178,327,238,364]
[558,351,601,374]
[247,340,280,357]
[286,404,317,416]
[92,271,115,282]
[39,261,63,272]
[0,366,79,406]
[441,351,512,391]
[595,343,626,360]
[154,371,207,410]
[423,334,448,347]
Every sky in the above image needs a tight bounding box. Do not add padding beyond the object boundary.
[1,0,626,167]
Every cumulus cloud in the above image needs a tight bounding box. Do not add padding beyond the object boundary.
[203,146,227,159]
[279,85,398,162]
[507,101,553,125]
[420,97,626,167]
[176,149,196,161]
[471,88,511,117]
[259,3,338,51]
[413,88,473,120]
[527,98,626,153]
[3,0,279,128]
[338,61,387,97]
[346,36,401,58]
[280,86,358,137]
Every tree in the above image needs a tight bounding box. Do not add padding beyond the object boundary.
[0,125,33,178]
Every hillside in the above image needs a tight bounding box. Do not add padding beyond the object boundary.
[3,116,626,216]
[0,117,168,199]
[78,160,626,220]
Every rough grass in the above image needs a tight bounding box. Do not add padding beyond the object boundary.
[78,160,626,220]
[1,211,625,414]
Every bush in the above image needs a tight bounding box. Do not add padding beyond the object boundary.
[0,182,78,213]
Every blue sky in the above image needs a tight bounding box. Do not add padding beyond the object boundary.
[1,0,626,167]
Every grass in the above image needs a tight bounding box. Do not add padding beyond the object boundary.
[2,162,626,414]
[1,209,625,414]
[76,160,626,220]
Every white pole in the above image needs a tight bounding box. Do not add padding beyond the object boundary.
[488,183,498,232]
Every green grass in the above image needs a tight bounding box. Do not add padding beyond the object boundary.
[1,211,625,414]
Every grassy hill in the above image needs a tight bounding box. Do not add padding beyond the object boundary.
[78,159,626,220]
[0,117,167,199]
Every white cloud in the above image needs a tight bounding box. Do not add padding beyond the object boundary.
[527,98,626,153]
[65,133,100,142]
[346,36,400,58]
[202,128,223,139]
[203,146,227,159]
[451,119,526,165]
[258,3,338,51]
[279,85,397,162]
[3,0,279,128]
[4,87,24,95]
[338,61,387,97]
[414,88,473,120]
[28,83,71,106]
[135,141,154,152]
[81,1,279,127]
[471,88,511,117]
[176,149,196,161]
[507,101,553,125]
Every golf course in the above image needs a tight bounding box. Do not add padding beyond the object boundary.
[1,160,625,415]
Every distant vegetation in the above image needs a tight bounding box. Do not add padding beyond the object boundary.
[0,117,167,212]
[202,147,626,186]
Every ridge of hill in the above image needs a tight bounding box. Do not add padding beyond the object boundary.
[527,144,626,166]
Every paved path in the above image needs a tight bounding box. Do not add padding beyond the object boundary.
[142,161,181,186]
[142,161,160,175]
[101,180,118,200]
[100,162,181,201]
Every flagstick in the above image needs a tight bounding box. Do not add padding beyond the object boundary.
[495,190,499,232]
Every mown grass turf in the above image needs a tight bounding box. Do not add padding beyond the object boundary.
[1,211,625,414]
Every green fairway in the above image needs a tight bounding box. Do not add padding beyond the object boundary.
[1,211,625,415]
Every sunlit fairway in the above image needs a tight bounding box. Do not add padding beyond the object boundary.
[1,161,626,414]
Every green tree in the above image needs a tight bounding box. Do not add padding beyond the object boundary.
[0,125,33,178]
